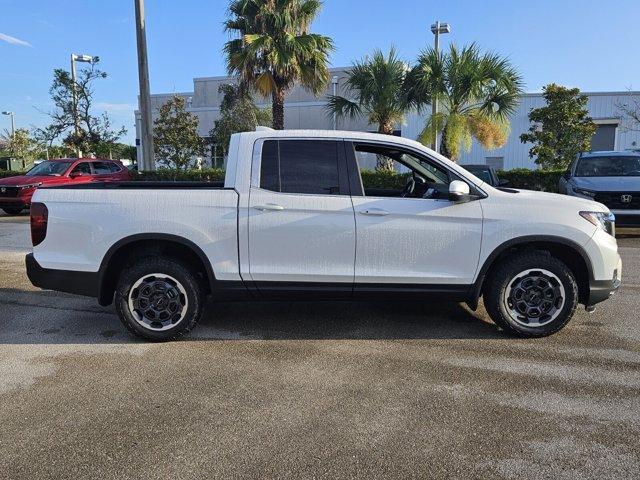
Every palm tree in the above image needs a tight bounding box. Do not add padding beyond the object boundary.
[223,0,334,130]
[327,48,415,136]
[409,43,523,161]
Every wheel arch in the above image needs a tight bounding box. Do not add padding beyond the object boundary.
[469,235,593,309]
[97,233,216,306]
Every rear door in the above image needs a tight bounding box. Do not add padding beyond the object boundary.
[247,139,356,285]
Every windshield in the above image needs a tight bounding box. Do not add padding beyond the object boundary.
[575,156,640,177]
[26,161,73,176]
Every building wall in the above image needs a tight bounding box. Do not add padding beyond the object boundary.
[404,92,640,169]
[136,70,640,170]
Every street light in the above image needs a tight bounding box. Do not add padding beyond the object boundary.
[331,76,339,130]
[430,21,451,153]
[2,111,16,171]
[70,53,97,158]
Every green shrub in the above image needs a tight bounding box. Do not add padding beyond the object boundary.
[136,168,225,182]
[2,165,558,193]
[359,169,410,189]
[497,168,563,192]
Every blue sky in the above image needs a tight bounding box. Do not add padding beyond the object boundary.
[1,0,639,144]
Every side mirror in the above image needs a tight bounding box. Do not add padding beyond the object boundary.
[562,171,571,180]
[449,180,471,203]
[69,171,84,179]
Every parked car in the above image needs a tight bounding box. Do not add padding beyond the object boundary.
[0,158,131,215]
[559,151,640,227]
[26,130,621,340]
[460,164,509,187]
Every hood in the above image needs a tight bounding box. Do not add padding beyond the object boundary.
[0,175,60,187]
[501,187,609,213]
[572,176,640,191]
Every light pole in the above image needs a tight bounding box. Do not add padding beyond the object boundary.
[331,76,339,130]
[70,53,96,158]
[430,21,451,153]
[2,111,15,171]
[135,0,155,171]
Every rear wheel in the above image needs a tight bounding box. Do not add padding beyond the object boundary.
[2,207,24,215]
[115,256,205,341]
[484,251,578,337]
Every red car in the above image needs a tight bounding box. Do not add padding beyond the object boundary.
[0,158,132,215]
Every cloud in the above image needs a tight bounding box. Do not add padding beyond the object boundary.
[0,32,32,47]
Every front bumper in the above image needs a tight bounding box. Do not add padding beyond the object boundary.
[611,210,640,228]
[587,254,621,307]
[26,253,99,298]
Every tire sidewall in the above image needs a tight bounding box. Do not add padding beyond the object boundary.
[115,258,203,341]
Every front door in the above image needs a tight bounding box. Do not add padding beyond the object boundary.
[349,142,483,286]
[248,139,356,284]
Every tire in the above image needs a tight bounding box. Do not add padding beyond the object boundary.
[484,251,578,337]
[115,256,205,341]
[2,207,24,215]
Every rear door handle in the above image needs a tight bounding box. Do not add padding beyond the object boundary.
[254,203,285,211]
[359,208,390,216]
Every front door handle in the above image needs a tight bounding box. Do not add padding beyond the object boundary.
[359,208,390,216]
[254,203,285,211]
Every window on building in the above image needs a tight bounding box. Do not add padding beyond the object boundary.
[485,157,504,170]
[260,140,341,195]
[591,123,618,151]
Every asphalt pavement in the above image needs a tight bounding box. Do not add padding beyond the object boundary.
[0,211,639,479]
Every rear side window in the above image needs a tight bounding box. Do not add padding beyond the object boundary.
[93,162,114,174]
[260,140,341,195]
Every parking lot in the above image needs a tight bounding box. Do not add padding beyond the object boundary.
[0,211,639,479]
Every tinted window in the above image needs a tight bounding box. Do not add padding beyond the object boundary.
[109,162,123,173]
[260,140,340,195]
[260,141,280,192]
[93,162,113,174]
[71,162,92,175]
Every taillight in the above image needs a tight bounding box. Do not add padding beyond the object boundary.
[30,202,48,246]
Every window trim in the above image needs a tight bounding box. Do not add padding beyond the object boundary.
[251,138,351,197]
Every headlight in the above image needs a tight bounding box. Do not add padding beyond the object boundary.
[573,186,596,198]
[19,183,42,190]
[580,211,615,236]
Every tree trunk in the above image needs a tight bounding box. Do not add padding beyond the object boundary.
[272,88,286,130]
[376,121,395,170]
[439,123,454,161]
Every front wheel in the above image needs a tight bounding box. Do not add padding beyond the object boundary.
[484,251,578,337]
[115,257,205,341]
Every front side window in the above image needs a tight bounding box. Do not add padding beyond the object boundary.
[353,144,451,199]
[260,140,341,195]
[575,156,640,177]
[70,162,92,175]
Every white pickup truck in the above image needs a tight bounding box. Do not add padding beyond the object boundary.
[26,129,622,340]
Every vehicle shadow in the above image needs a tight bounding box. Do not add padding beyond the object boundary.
[0,287,505,345]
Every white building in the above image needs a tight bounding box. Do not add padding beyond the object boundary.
[136,68,640,170]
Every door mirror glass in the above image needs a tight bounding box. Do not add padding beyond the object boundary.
[449,180,471,203]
